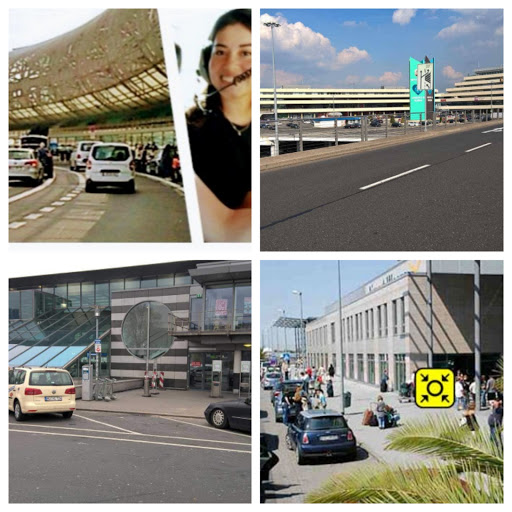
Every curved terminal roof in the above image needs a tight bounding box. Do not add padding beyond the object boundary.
[9,9,170,130]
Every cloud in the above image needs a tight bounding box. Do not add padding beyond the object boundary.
[442,65,463,80]
[379,71,402,85]
[261,13,370,72]
[437,19,480,39]
[392,9,417,25]
[495,26,503,36]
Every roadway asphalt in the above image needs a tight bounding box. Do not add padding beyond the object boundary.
[261,123,503,251]
[9,409,250,503]
[9,166,190,242]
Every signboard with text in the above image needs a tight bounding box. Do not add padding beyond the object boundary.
[409,57,435,121]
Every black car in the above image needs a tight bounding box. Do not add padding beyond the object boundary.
[287,122,299,129]
[370,119,382,127]
[204,397,251,432]
[391,122,402,127]
[286,409,357,465]
[349,123,361,129]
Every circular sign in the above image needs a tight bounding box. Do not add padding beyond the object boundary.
[121,301,174,360]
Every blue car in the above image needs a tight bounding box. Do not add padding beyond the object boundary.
[273,379,303,421]
[262,372,281,390]
[285,409,357,464]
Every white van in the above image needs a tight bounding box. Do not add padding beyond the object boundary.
[85,142,135,193]
[70,140,96,171]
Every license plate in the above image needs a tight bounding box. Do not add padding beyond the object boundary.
[45,396,62,401]
[319,435,338,441]
[101,171,119,176]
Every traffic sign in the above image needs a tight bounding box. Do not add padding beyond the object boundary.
[95,344,102,353]
[415,368,454,408]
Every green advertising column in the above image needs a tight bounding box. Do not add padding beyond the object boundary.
[409,57,435,121]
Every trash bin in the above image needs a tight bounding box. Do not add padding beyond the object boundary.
[344,391,352,408]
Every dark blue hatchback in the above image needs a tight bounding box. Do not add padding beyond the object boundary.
[286,409,357,465]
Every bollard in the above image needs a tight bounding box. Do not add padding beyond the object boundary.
[159,372,165,389]
[143,372,151,397]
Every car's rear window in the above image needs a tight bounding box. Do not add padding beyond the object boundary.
[266,373,281,379]
[92,145,130,161]
[81,143,94,151]
[9,150,32,160]
[306,416,347,430]
[29,371,73,386]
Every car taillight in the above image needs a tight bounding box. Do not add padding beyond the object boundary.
[274,391,279,397]
[130,160,135,171]
[24,160,39,168]
[65,387,76,395]
[302,433,309,444]
[25,388,43,396]
[77,153,82,159]
[86,160,92,170]
[347,430,354,441]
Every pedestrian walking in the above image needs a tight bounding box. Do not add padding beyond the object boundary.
[314,389,327,410]
[488,399,503,447]
[328,364,335,378]
[481,375,488,408]
[455,377,465,410]
[375,395,387,429]
[326,376,334,398]
[469,379,477,406]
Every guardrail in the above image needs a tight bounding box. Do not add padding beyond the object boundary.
[261,109,504,157]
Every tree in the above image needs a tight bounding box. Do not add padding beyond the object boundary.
[306,414,503,503]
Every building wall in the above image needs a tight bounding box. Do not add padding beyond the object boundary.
[110,286,191,389]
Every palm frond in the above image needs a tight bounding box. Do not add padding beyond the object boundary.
[384,414,503,476]
[306,460,503,504]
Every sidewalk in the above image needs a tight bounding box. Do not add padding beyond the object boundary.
[76,387,243,420]
[324,377,492,466]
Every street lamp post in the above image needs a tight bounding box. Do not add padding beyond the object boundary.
[264,21,280,156]
[278,308,287,351]
[293,290,304,362]
[94,306,101,383]
[337,262,345,414]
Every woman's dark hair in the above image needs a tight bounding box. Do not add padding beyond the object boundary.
[209,9,251,41]
[188,9,251,124]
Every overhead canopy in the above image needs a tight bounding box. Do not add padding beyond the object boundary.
[9,9,170,130]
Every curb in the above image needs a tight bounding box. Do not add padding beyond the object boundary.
[136,172,185,196]
[9,174,56,204]
[260,120,503,172]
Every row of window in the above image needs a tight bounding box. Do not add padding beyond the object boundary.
[307,297,406,348]
[9,273,195,320]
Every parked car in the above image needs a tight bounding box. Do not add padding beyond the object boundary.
[8,148,44,186]
[391,122,402,128]
[287,122,299,129]
[348,123,361,129]
[262,372,281,390]
[204,397,251,432]
[273,379,303,421]
[70,141,96,171]
[85,142,135,193]
[285,409,357,465]
[370,119,382,127]
[9,367,76,421]
[260,434,279,488]
[260,123,272,129]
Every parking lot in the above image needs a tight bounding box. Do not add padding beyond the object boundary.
[260,387,375,503]
[9,409,250,503]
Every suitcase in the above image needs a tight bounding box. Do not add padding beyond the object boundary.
[369,414,378,427]
[362,409,373,425]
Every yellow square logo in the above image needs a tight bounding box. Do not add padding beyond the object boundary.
[415,368,455,408]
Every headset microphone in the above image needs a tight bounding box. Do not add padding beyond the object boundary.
[203,68,252,98]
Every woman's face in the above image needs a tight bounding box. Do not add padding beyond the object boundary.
[209,23,251,103]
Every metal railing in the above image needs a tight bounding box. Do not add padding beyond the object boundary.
[169,310,251,334]
[93,377,117,401]
[260,108,504,157]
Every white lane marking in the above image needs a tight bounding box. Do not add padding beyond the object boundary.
[51,201,65,206]
[73,413,136,434]
[155,415,251,439]
[24,213,43,220]
[11,423,250,446]
[482,127,503,133]
[59,196,73,201]
[9,429,251,454]
[466,143,492,153]
[9,222,27,229]
[39,207,55,213]
[360,164,431,191]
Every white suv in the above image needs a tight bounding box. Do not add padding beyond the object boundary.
[85,142,135,193]
[70,140,96,171]
[9,367,76,421]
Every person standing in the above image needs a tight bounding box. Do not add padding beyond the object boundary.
[486,375,497,402]
[281,359,289,381]
[480,375,488,408]
[376,395,387,429]
[488,399,503,447]
[380,370,389,393]
[455,377,465,411]
[282,392,292,425]
[328,363,335,379]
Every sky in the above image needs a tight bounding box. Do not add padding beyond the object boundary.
[260,9,503,92]
[260,260,398,351]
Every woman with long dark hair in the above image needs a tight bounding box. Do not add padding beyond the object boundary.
[188,9,251,242]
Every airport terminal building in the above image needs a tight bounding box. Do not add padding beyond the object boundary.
[9,260,252,394]
[305,261,503,391]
